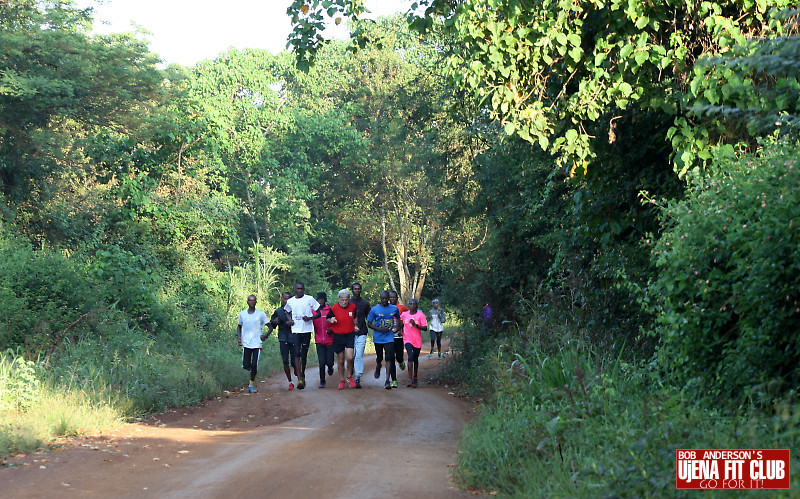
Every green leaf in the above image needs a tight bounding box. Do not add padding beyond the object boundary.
[538,134,549,150]
[595,51,607,65]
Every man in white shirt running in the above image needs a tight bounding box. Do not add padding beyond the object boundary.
[237,294,269,393]
[284,282,321,389]
[427,298,446,359]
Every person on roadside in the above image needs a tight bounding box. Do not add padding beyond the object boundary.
[327,288,359,389]
[313,292,334,388]
[401,298,427,388]
[482,303,493,336]
[237,294,269,393]
[284,282,321,390]
[368,290,400,389]
[263,291,297,390]
[427,298,446,359]
[389,290,408,372]
[349,282,371,388]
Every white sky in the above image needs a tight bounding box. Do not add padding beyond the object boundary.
[78,0,415,66]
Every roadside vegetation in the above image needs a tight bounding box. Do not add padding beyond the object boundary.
[2,2,799,495]
[446,323,800,496]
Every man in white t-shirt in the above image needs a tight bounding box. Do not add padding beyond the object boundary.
[427,299,446,359]
[237,294,269,393]
[284,282,321,389]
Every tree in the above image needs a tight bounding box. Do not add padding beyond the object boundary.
[186,49,315,250]
[0,0,162,198]
[685,7,800,147]
[283,16,458,301]
[287,0,796,177]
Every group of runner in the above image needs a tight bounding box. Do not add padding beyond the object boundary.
[236,282,446,392]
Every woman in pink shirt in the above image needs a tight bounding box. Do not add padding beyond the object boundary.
[313,292,334,388]
[400,298,427,388]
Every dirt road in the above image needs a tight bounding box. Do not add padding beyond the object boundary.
[0,352,475,498]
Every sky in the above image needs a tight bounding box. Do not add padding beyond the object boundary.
[78,0,415,66]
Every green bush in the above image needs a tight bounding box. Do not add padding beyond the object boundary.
[648,137,800,398]
[452,333,800,496]
[0,233,108,350]
[0,351,39,412]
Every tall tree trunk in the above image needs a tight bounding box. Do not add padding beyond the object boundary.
[380,205,398,293]
[243,179,260,244]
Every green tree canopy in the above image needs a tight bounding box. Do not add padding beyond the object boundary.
[0,0,162,197]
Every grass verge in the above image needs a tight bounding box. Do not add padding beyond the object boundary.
[445,327,800,496]
[0,350,121,457]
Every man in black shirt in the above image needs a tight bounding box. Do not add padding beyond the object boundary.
[262,291,296,390]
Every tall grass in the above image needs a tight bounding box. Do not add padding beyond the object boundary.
[1,320,293,457]
[224,243,286,320]
[447,326,800,496]
[0,350,121,456]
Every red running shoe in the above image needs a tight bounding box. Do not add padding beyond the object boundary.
[288,382,295,390]
[348,377,356,388]
[337,380,346,390]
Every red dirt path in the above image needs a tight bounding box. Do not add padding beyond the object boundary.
[0,349,478,498]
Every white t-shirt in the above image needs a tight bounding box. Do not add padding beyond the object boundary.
[238,308,269,349]
[284,294,320,334]
[429,307,445,331]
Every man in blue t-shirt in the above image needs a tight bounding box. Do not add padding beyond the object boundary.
[367,290,400,389]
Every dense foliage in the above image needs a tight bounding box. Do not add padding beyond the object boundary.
[2,0,799,493]
[649,137,800,399]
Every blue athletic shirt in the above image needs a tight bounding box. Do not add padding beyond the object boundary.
[367,304,399,344]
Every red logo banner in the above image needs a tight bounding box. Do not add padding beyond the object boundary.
[676,449,790,489]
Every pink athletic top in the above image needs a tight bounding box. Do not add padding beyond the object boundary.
[400,310,427,349]
[313,304,333,345]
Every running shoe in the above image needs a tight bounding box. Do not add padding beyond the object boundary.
[348,377,356,388]
[399,361,406,371]
[384,380,392,390]
[298,378,306,390]
[374,364,381,379]
[319,380,326,389]
[248,385,258,393]
[288,382,295,390]
[391,380,398,389]
[355,378,361,389]
[412,377,418,388]
[427,352,433,359]
[327,365,334,376]
[438,353,442,359]
[337,380,345,390]
[407,378,413,387]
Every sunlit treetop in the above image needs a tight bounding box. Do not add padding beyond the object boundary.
[287,1,799,177]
